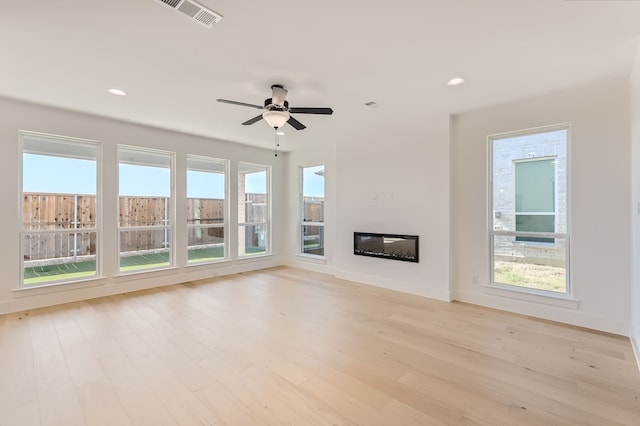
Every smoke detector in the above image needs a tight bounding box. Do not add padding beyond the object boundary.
[156,0,223,29]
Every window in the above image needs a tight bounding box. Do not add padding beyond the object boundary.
[187,155,227,263]
[118,147,173,272]
[489,126,569,294]
[515,159,555,243]
[21,132,99,287]
[238,162,270,257]
[300,165,325,257]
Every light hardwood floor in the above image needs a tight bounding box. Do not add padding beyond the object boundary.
[1,266,639,425]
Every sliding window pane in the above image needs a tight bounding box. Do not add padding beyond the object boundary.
[242,224,267,255]
[23,231,97,285]
[21,132,99,287]
[238,162,270,257]
[118,147,173,272]
[187,155,227,263]
[492,234,567,293]
[187,226,225,262]
[300,165,325,257]
[119,229,170,271]
[302,225,324,256]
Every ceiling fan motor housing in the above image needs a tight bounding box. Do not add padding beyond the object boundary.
[264,99,289,111]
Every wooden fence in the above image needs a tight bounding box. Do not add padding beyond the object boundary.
[23,193,96,261]
[23,193,323,261]
[23,193,226,260]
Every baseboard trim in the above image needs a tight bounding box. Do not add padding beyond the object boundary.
[453,289,628,336]
[631,331,640,374]
[335,270,451,302]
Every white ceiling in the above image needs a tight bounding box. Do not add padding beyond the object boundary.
[1,0,639,151]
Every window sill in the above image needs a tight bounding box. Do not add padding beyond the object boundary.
[295,254,326,264]
[185,259,231,268]
[116,266,179,277]
[13,275,106,297]
[483,282,579,309]
[237,253,273,263]
[512,241,558,248]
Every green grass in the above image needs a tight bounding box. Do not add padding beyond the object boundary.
[23,245,266,285]
[25,270,96,285]
[24,259,98,285]
[187,246,224,263]
[494,260,566,292]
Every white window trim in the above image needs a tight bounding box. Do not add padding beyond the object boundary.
[186,155,229,265]
[19,131,102,288]
[487,123,572,300]
[117,145,175,274]
[299,165,326,259]
[238,162,271,258]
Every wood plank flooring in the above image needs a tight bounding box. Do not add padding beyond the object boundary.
[1,266,639,425]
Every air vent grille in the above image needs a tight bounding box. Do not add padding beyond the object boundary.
[155,0,223,29]
[159,0,181,7]
[194,9,218,26]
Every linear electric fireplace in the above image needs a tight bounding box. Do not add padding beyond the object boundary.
[353,232,419,263]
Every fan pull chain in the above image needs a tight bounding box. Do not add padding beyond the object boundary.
[274,128,280,157]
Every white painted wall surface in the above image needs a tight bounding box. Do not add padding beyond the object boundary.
[630,46,640,357]
[334,114,452,301]
[0,97,285,314]
[452,78,631,335]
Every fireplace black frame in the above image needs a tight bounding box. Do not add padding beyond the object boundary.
[353,232,419,263]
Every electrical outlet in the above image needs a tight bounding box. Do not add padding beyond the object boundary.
[472,275,479,285]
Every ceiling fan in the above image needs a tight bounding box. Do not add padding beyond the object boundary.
[216,85,333,131]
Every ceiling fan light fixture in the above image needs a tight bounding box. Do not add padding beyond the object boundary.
[262,110,290,128]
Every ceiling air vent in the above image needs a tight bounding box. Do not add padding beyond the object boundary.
[156,0,223,29]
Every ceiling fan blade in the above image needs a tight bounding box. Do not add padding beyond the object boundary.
[217,99,263,110]
[289,107,333,115]
[242,114,264,125]
[287,115,306,130]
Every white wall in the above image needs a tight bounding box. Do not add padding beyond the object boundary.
[0,97,285,314]
[452,78,631,335]
[333,113,452,301]
[630,46,640,357]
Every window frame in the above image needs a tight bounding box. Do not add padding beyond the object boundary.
[186,154,229,265]
[299,164,325,258]
[117,145,175,274]
[237,162,271,258]
[488,124,571,298]
[19,131,102,288]
[513,157,557,244]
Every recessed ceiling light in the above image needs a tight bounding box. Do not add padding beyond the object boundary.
[447,77,465,86]
[108,88,127,96]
